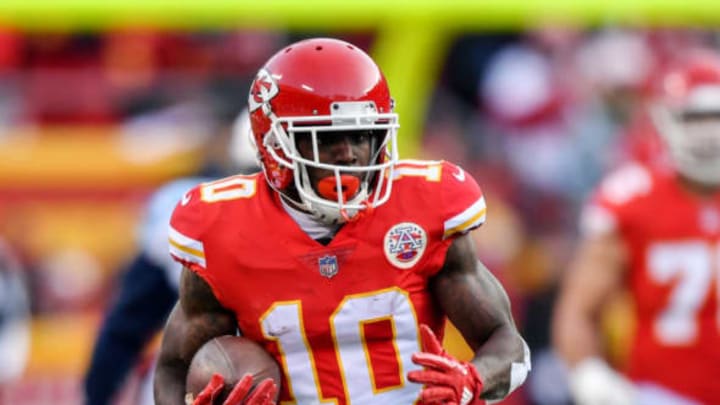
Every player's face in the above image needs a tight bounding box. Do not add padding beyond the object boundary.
[295,130,374,193]
[663,109,720,189]
[679,112,720,166]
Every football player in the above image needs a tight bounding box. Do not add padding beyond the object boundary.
[83,177,206,405]
[553,49,720,405]
[154,37,531,405]
[0,238,30,385]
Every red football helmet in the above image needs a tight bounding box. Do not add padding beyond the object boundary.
[247,38,399,224]
[651,49,720,185]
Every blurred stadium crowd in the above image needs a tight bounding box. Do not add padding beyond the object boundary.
[0,26,716,404]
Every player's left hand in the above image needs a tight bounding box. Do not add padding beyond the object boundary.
[190,373,277,405]
[407,324,485,405]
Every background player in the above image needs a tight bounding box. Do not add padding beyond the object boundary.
[83,110,258,405]
[0,237,31,386]
[553,49,720,405]
[154,37,531,405]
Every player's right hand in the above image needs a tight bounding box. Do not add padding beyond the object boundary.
[407,324,484,405]
[569,358,635,405]
[190,373,278,405]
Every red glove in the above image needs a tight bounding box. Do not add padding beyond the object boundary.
[191,373,278,405]
[407,324,484,405]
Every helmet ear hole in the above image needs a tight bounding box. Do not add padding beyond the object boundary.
[266,132,281,150]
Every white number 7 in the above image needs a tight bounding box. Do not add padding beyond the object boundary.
[647,241,719,344]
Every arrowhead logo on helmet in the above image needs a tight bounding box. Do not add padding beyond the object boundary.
[248,69,279,113]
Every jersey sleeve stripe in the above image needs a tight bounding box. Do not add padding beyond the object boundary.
[443,196,487,239]
[168,225,206,267]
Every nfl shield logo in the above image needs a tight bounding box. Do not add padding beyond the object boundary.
[318,255,339,278]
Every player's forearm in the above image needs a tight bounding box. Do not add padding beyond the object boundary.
[153,307,192,405]
[554,234,625,367]
[153,359,189,405]
[471,324,530,400]
[552,273,607,368]
[553,308,603,367]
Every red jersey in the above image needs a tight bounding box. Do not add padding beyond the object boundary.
[168,160,486,405]
[582,163,720,404]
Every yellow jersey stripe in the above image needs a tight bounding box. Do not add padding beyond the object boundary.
[443,207,486,239]
[168,225,206,267]
[169,237,205,259]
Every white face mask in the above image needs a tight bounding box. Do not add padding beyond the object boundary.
[264,102,400,224]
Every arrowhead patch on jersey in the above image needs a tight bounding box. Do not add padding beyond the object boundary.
[384,222,427,269]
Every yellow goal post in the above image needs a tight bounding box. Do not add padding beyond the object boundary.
[1,0,717,157]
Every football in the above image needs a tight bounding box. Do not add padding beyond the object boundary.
[186,335,282,403]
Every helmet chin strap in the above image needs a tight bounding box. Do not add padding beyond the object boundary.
[341,200,374,223]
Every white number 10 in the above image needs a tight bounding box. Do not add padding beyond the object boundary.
[259,288,423,404]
